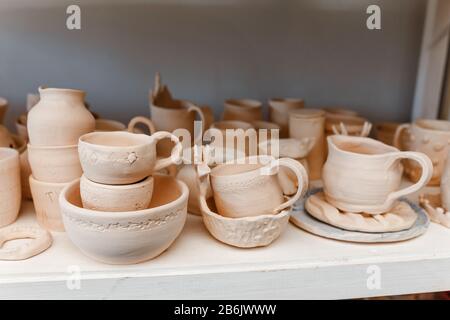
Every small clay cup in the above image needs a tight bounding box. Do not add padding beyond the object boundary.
[223,99,263,122]
[80,175,154,212]
[268,98,304,137]
[0,148,21,227]
[15,113,28,141]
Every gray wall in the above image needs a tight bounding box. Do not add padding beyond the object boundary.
[0,0,426,131]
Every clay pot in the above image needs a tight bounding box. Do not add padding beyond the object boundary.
[223,99,263,122]
[289,109,325,180]
[15,113,28,141]
[27,144,82,183]
[0,125,16,149]
[208,121,256,156]
[29,175,67,231]
[80,175,154,212]
[150,100,205,157]
[27,87,95,146]
[0,148,21,227]
[0,97,7,124]
[210,155,308,218]
[323,135,433,214]
[268,98,304,138]
[394,119,450,186]
[59,175,188,264]
[323,107,359,117]
[250,120,280,142]
[78,131,182,185]
[375,122,403,146]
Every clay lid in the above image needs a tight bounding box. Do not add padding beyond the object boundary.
[289,108,325,119]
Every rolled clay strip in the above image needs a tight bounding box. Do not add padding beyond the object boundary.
[419,193,450,228]
[0,226,52,260]
[305,192,417,232]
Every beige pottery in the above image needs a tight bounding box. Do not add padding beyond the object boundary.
[268,98,304,138]
[223,99,263,122]
[0,148,21,227]
[15,113,28,141]
[0,97,7,124]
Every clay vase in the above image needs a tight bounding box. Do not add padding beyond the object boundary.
[78,131,182,184]
[15,113,28,141]
[223,99,263,122]
[0,125,16,148]
[29,176,67,231]
[323,135,433,214]
[0,148,21,227]
[59,175,188,264]
[394,119,450,186]
[0,97,7,124]
[150,100,205,157]
[210,155,308,218]
[27,87,95,146]
[289,109,325,180]
[80,175,154,212]
[441,150,450,210]
[208,121,256,156]
[375,122,402,146]
[268,98,304,138]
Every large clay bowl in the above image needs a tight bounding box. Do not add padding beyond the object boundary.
[199,195,290,248]
[59,175,188,264]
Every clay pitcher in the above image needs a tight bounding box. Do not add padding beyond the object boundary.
[27,87,95,146]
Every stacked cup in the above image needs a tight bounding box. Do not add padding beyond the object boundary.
[77,130,183,212]
[27,87,95,231]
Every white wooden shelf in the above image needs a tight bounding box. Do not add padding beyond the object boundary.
[0,183,449,300]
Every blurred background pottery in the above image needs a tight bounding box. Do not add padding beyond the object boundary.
[375,122,402,146]
[15,113,28,141]
[223,99,263,122]
[208,120,255,156]
[59,175,188,264]
[0,97,8,124]
[0,148,21,227]
[268,98,304,138]
[250,120,280,142]
[27,87,95,146]
[0,125,16,148]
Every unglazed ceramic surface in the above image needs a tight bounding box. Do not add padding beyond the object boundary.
[289,109,325,180]
[0,125,16,148]
[19,149,32,200]
[325,113,372,137]
[419,193,450,228]
[15,113,28,141]
[323,135,433,214]
[27,144,82,183]
[59,175,188,264]
[394,119,450,186]
[209,155,308,218]
[375,122,402,146]
[27,87,95,146]
[29,175,68,231]
[0,226,52,261]
[442,151,450,211]
[0,148,21,228]
[207,121,256,156]
[268,98,304,138]
[80,175,154,212]
[250,120,280,142]
[0,97,7,124]
[222,99,263,122]
[78,131,182,185]
[305,192,417,232]
[95,119,126,131]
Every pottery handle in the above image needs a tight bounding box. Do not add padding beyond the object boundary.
[153,131,183,171]
[187,104,206,136]
[273,157,309,214]
[127,116,156,135]
[386,151,433,203]
[393,123,410,150]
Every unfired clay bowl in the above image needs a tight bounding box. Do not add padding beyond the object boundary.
[27,143,82,183]
[59,175,188,264]
[29,175,68,232]
[80,175,154,212]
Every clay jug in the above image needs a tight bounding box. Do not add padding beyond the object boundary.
[27,87,95,146]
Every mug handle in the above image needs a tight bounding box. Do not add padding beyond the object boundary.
[187,104,206,137]
[393,123,410,150]
[385,151,433,203]
[273,157,309,214]
[152,131,183,171]
[127,116,156,135]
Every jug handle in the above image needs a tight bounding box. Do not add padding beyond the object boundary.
[127,116,156,135]
[393,123,410,150]
[152,131,183,171]
[187,104,206,138]
[385,151,433,203]
[272,157,309,214]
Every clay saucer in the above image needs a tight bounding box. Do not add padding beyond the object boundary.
[290,188,429,243]
[419,193,450,228]
[305,191,417,233]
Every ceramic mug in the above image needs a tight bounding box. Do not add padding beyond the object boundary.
[394,119,450,186]
[268,98,304,138]
[80,175,154,212]
[222,99,263,122]
[209,155,308,218]
[0,148,21,227]
[323,135,433,214]
[78,131,182,184]
[29,175,67,231]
